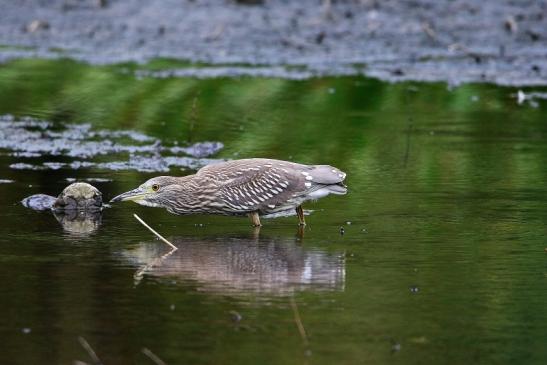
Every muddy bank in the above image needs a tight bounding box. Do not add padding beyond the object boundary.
[0,0,546,86]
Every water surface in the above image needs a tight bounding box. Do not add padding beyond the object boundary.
[0,59,546,365]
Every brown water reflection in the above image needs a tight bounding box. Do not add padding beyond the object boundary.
[53,210,102,236]
[122,235,345,295]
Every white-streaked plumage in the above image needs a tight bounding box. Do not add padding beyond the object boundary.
[111,158,347,225]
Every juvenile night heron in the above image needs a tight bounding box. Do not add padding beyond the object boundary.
[110,158,347,226]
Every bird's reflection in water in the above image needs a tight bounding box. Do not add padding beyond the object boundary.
[123,234,345,295]
[53,210,102,236]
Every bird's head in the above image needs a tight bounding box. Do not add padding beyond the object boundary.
[110,176,181,208]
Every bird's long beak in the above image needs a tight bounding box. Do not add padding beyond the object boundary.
[110,187,146,203]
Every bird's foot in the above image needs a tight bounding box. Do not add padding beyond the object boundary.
[248,211,262,227]
[296,205,306,226]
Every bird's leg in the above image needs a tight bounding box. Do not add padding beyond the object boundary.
[296,224,305,241]
[251,226,261,240]
[248,211,262,227]
[296,205,306,226]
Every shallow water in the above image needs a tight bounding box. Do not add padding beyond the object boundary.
[0,59,547,364]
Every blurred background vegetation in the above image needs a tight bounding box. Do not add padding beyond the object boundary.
[0,58,546,365]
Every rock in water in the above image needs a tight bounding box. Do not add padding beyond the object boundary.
[21,194,57,211]
[22,182,104,234]
[22,182,103,211]
[52,182,103,211]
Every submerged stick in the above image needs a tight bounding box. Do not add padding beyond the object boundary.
[134,246,178,284]
[133,214,177,250]
[78,336,102,365]
[142,347,167,365]
[289,297,309,348]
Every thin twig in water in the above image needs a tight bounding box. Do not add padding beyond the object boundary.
[78,337,102,365]
[402,87,414,168]
[188,91,200,143]
[142,347,167,365]
[134,246,178,285]
[422,22,437,41]
[289,297,309,347]
[134,214,177,250]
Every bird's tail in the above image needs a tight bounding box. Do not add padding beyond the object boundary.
[326,182,347,195]
[308,165,347,195]
[309,165,346,184]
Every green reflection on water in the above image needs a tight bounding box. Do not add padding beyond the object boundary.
[0,59,546,365]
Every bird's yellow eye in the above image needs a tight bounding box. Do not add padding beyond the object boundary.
[151,184,160,192]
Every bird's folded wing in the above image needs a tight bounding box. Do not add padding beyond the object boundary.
[215,166,303,212]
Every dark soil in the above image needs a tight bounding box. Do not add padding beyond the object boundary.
[1,0,546,85]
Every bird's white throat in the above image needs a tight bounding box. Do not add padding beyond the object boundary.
[135,200,161,208]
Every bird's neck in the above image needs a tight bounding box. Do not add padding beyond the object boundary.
[163,174,218,214]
